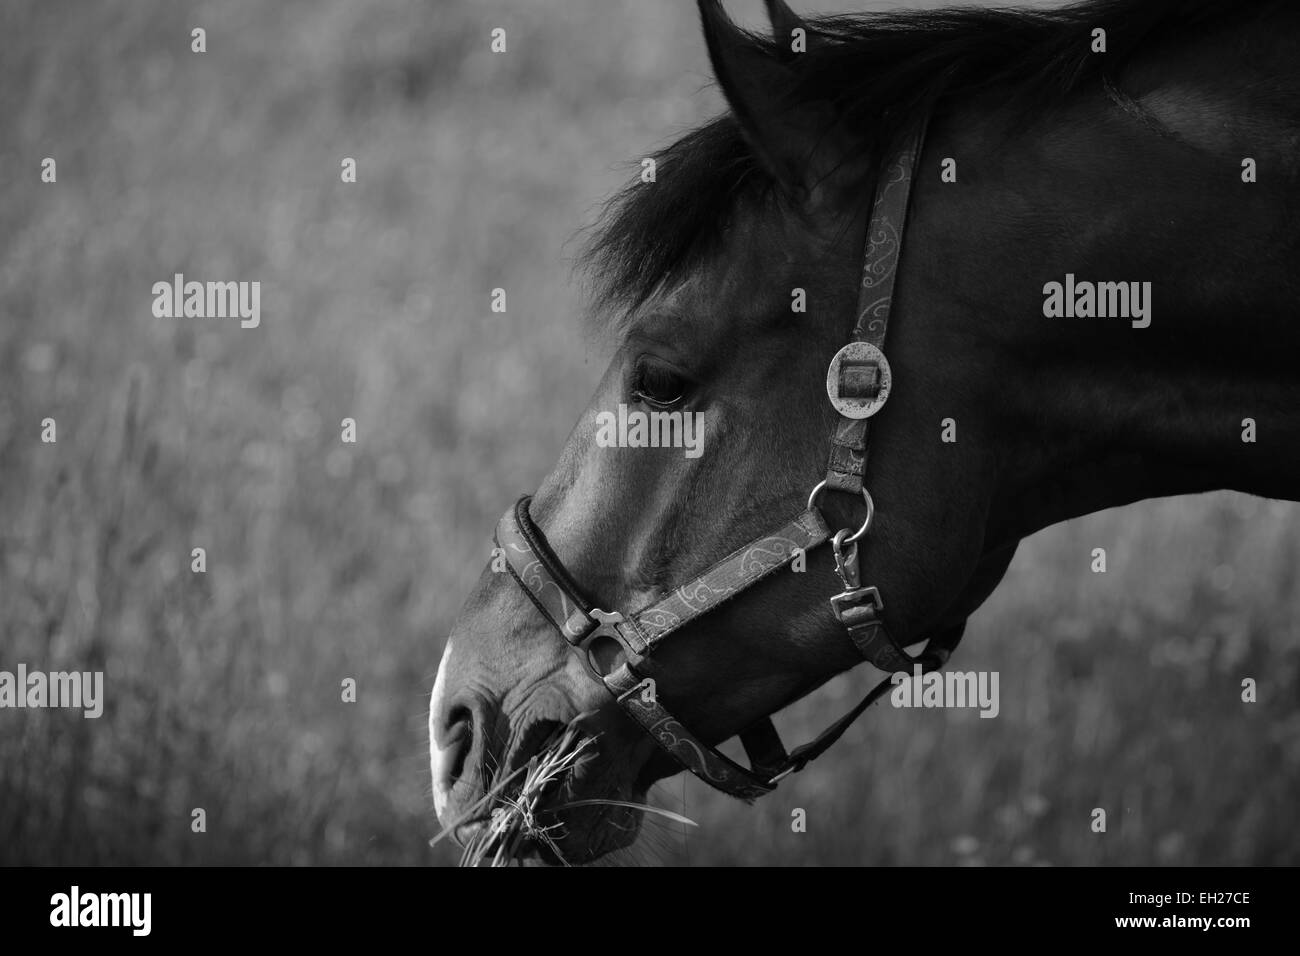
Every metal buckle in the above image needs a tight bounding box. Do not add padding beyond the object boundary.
[577,609,631,680]
[765,764,798,785]
[829,585,883,624]
[766,748,816,786]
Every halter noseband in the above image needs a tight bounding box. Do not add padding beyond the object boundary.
[492,121,964,800]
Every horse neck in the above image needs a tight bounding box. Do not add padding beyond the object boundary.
[931,22,1300,549]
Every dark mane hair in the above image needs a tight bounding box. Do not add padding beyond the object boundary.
[581,0,1276,316]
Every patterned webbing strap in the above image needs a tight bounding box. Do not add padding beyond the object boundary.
[604,664,777,800]
[624,509,829,651]
[824,126,927,495]
[494,497,832,799]
[496,497,829,663]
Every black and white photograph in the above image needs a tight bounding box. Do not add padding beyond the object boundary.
[0,0,1294,932]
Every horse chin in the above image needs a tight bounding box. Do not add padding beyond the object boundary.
[486,722,655,865]
[531,751,685,864]
[529,801,646,865]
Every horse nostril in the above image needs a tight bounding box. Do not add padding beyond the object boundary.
[445,705,473,784]
[432,692,493,824]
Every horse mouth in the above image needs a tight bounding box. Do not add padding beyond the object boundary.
[451,788,647,867]
[451,818,567,865]
[442,718,649,866]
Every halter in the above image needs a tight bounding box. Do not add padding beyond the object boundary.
[493,122,964,800]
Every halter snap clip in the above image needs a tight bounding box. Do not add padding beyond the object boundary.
[829,527,884,626]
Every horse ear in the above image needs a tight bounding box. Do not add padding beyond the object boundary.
[763,0,805,47]
[698,0,842,203]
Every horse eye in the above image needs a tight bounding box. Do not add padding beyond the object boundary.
[631,361,686,409]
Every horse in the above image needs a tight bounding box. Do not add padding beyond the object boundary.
[430,0,1300,863]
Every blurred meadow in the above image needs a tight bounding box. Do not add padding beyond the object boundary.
[0,0,1297,866]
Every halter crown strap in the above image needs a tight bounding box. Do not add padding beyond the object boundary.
[824,125,928,496]
[818,121,960,676]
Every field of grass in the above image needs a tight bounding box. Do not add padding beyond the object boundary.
[1,0,1297,866]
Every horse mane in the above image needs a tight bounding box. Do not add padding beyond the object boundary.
[580,0,1281,318]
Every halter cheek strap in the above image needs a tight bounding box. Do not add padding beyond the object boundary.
[817,121,954,676]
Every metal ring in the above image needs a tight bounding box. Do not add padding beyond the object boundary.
[806,480,874,544]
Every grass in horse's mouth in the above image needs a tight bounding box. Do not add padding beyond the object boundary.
[430,722,697,867]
